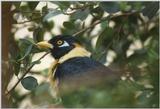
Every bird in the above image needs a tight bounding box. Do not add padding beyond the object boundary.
[36,35,120,107]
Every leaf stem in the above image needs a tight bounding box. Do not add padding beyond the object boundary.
[5,51,50,95]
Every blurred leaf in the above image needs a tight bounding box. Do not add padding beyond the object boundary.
[90,6,104,19]
[100,2,120,13]
[51,1,70,10]
[18,45,33,61]
[142,2,159,19]
[96,27,114,50]
[63,21,75,29]
[128,2,143,11]
[18,38,34,58]
[119,2,131,12]
[33,27,45,42]
[43,21,54,31]
[13,2,21,9]
[14,62,21,76]
[28,27,35,31]
[28,2,39,10]
[43,9,62,22]
[14,55,21,76]
[21,76,38,90]
[42,4,48,13]
[71,9,89,20]
[31,60,41,65]
[127,49,147,61]
[34,83,50,96]
[20,4,32,19]
[147,49,159,60]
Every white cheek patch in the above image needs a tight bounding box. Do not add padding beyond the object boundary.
[59,41,69,47]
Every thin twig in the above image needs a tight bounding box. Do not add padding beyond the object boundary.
[72,12,138,36]
[5,51,50,95]
[14,16,43,24]
[72,16,110,36]
[69,4,92,10]
[13,10,44,14]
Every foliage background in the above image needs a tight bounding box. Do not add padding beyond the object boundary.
[2,1,159,108]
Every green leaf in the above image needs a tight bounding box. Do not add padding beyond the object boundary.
[13,2,21,9]
[14,55,21,76]
[31,60,41,65]
[43,21,54,31]
[20,4,32,18]
[34,83,50,96]
[51,1,70,10]
[28,2,39,10]
[119,2,131,12]
[148,49,159,60]
[142,2,159,19]
[63,21,75,29]
[90,6,104,19]
[42,4,48,14]
[33,27,45,42]
[43,10,62,22]
[100,2,120,13]
[28,27,35,31]
[21,76,38,90]
[71,9,89,20]
[14,62,21,76]
[96,27,114,50]
[18,45,33,61]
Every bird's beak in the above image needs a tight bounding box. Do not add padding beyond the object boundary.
[36,41,53,49]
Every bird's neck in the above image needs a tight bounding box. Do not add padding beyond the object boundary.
[58,47,91,64]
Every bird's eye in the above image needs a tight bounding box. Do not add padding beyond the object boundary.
[57,40,63,45]
[59,41,69,47]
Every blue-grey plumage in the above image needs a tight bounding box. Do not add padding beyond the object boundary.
[55,56,112,80]
[54,56,119,93]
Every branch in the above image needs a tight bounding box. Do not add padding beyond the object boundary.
[72,16,110,36]
[69,4,93,10]
[14,16,43,24]
[5,51,50,95]
[72,12,138,36]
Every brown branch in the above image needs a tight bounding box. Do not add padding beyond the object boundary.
[13,10,44,14]
[72,12,138,36]
[5,51,50,95]
[69,4,92,10]
[14,16,43,24]
[72,16,110,36]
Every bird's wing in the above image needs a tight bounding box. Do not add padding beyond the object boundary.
[53,57,121,94]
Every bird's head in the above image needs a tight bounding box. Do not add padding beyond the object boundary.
[36,35,90,59]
